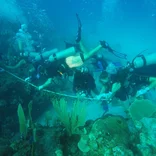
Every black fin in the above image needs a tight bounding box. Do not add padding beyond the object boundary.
[75,13,82,43]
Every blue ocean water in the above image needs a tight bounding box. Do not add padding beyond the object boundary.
[1,0,155,60]
[37,0,156,61]
[1,1,156,155]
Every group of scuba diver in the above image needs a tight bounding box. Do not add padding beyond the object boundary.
[1,13,156,105]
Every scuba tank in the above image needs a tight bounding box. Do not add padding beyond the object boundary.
[132,52,156,68]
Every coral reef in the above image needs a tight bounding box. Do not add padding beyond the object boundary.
[52,98,86,135]
[1,73,156,156]
[129,99,156,121]
[78,115,133,156]
[133,118,156,155]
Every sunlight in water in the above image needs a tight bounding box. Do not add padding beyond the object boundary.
[0,0,26,23]
[102,0,119,19]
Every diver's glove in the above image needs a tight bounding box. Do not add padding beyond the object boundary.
[111,82,121,93]
[136,87,150,97]
[77,91,86,97]
[25,76,32,82]
[96,92,113,100]
[38,85,44,90]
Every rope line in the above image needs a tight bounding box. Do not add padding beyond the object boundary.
[4,69,106,101]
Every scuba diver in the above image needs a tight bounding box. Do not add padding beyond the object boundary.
[73,67,99,97]
[97,61,156,102]
[37,59,72,90]
[26,13,129,91]
[128,50,156,80]
[64,14,128,69]
[39,12,156,93]
[14,23,59,63]
[97,63,121,101]
[90,53,108,72]
[35,13,109,90]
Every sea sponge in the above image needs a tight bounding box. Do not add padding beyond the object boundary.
[78,135,90,153]
[90,116,129,147]
[129,99,156,121]
[77,116,130,155]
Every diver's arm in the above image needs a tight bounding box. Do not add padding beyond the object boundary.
[136,77,156,97]
[83,45,102,61]
[38,78,52,90]
[105,82,121,100]
[96,83,120,100]
[100,85,107,94]
[98,82,121,100]
[149,77,156,89]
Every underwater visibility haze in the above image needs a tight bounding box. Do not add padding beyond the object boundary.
[0,0,156,155]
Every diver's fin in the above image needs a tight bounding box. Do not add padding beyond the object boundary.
[111,50,127,60]
[100,40,127,60]
[75,13,82,43]
[64,41,76,48]
[64,41,81,52]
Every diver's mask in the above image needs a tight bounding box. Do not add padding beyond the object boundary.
[81,67,89,73]
[106,63,117,75]
[100,78,109,84]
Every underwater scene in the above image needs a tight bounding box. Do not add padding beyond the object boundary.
[1,0,156,155]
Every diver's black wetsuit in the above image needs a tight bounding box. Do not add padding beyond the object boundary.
[109,66,154,101]
[132,64,156,77]
[73,70,96,96]
[45,59,73,79]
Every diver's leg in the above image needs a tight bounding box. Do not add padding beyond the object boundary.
[65,44,103,68]
[5,59,26,69]
[64,14,88,53]
[78,41,88,54]
[83,39,128,61]
[64,41,78,49]
[64,14,82,50]
[83,45,103,61]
